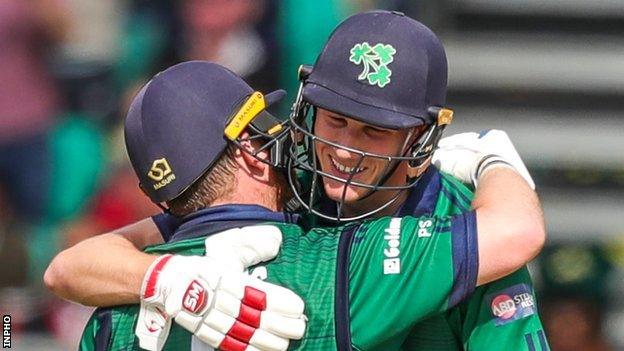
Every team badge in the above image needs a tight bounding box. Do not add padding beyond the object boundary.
[349,42,396,88]
[487,284,536,326]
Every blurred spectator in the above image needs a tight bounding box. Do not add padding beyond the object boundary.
[0,1,71,335]
[52,0,130,127]
[0,0,68,225]
[538,245,615,351]
[59,0,128,64]
[120,0,278,94]
[180,0,273,89]
[542,296,612,351]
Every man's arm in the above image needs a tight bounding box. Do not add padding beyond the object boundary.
[44,218,163,306]
[460,268,549,350]
[433,130,545,285]
[347,165,543,350]
[473,166,545,285]
[76,226,307,351]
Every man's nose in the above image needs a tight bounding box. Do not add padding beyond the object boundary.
[335,127,364,151]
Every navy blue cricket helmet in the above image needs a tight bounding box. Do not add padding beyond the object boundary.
[288,10,454,222]
[125,61,288,205]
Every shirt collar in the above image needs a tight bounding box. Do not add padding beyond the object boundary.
[396,166,441,217]
[169,204,298,242]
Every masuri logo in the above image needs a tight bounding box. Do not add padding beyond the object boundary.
[148,158,176,190]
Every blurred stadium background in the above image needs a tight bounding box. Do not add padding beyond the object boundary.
[0,0,621,350]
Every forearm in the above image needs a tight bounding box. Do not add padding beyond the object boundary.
[44,233,157,306]
[474,167,545,285]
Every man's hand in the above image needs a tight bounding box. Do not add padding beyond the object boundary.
[136,226,306,351]
[432,129,535,189]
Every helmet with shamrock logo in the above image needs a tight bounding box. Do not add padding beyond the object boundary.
[288,10,454,222]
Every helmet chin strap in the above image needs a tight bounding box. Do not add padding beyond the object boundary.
[348,124,433,202]
[332,115,444,218]
[344,147,411,204]
[406,156,432,179]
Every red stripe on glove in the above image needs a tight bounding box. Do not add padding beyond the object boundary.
[241,286,266,310]
[219,335,248,351]
[238,304,261,328]
[143,255,173,299]
[227,320,255,343]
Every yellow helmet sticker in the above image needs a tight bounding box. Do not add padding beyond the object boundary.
[224,92,266,140]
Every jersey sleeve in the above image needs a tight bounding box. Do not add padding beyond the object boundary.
[79,234,209,351]
[460,267,550,350]
[348,212,478,350]
[79,310,105,351]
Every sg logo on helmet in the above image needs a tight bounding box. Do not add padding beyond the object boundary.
[148,158,176,190]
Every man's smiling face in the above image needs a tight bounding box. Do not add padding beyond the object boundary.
[313,108,413,204]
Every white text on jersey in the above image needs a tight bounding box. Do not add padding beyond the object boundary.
[383,217,402,274]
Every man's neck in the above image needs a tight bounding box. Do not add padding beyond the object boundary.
[210,180,282,212]
[342,163,416,218]
[211,195,280,212]
[342,188,409,219]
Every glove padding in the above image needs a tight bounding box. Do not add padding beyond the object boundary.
[432,130,535,189]
[136,299,171,351]
[136,226,306,351]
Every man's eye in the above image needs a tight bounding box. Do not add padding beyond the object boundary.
[365,127,389,136]
[328,116,347,126]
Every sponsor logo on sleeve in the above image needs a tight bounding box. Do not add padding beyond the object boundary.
[487,284,536,326]
[383,217,402,274]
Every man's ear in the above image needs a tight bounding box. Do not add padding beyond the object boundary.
[234,132,266,174]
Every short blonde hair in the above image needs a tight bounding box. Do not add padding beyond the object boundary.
[167,145,238,216]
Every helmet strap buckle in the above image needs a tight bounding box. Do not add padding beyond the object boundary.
[407,156,431,179]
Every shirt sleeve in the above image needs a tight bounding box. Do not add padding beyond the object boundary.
[449,210,479,307]
[79,308,112,351]
[151,212,180,242]
[460,267,550,351]
[348,212,478,350]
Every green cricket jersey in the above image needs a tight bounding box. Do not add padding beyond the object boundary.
[399,169,549,351]
[80,204,478,350]
[80,168,548,350]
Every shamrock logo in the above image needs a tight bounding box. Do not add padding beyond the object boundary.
[349,42,396,88]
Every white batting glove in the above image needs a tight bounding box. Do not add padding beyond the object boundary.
[136,226,306,351]
[432,130,535,189]
[136,300,172,351]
